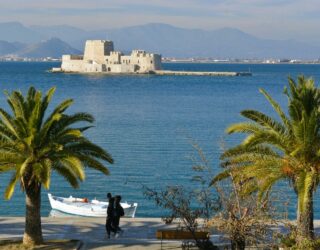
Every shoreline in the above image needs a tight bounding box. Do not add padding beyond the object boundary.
[162,61,320,65]
[1,60,320,65]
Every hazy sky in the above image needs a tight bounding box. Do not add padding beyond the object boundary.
[1,0,319,44]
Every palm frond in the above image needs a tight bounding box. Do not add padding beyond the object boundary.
[296,171,315,213]
[0,151,24,165]
[4,172,19,199]
[0,164,15,172]
[221,144,280,159]
[259,88,292,133]
[52,162,79,188]
[241,131,289,152]
[19,157,32,177]
[0,122,18,141]
[6,90,27,122]
[32,160,52,189]
[257,173,284,201]
[43,99,73,127]
[241,110,287,135]
[226,122,263,134]
[27,90,42,135]
[76,155,109,175]
[40,159,52,189]
[210,170,231,186]
[47,113,95,138]
[64,139,114,163]
[37,87,56,130]
[0,108,18,137]
[59,156,85,181]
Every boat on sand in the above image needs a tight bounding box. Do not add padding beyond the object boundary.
[48,193,138,218]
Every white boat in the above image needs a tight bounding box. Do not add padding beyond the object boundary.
[48,193,138,218]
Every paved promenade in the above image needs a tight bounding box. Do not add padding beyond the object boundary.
[0,217,185,249]
[3,217,320,249]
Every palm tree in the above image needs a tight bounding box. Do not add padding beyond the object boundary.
[0,86,113,245]
[211,76,320,243]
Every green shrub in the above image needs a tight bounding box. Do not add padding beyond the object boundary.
[280,235,320,250]
[291,239,320,250]
[280,235,296,247]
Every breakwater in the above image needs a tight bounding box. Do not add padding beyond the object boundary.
[154,70,252,76]
[51,67,252,76]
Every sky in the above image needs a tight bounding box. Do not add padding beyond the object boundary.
[0,0,319,45]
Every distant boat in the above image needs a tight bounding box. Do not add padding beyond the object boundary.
[48,193,138,218]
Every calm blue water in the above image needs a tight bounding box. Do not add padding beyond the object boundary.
[0,62,320,218]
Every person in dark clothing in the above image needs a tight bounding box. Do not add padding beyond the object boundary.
[105,194,116,238]
[112,195,125,236]
[107,193,112,200]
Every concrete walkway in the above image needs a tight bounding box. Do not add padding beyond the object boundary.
[0,217,188,249]
[4,217,320,249]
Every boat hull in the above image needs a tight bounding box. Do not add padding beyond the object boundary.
[48,193,138,218]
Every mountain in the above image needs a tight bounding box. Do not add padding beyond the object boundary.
[0,22,319,59]
[98,24,320,59]
[0,40,25,55]
[13,38,80,58]
[31,25,88,49]
[33,23,320,59]
[0,22,44,44]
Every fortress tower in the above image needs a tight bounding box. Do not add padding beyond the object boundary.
[83,40,114,64]
[60,40,161,73]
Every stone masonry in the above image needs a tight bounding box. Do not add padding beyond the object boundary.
[60,40,162,73]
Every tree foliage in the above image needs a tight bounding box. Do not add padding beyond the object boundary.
[0,86,114,245]
[211,76,320,243]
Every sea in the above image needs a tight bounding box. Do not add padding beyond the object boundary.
[0,62,320,218]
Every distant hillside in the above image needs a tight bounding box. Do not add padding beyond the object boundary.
[0,40,25,55]
[13,38,80,58]
[100,24,320,59]
[0,22,320,59]
[33,23,320,59]
[31,25,88,49]
[0,22,44,43]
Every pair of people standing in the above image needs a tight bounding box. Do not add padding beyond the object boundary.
[105,193,125,239]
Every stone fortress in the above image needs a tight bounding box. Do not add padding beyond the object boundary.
[53,39,251,76]
[58,40,162,73]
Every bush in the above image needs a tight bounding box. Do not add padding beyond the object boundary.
[280,234,296,247]
[280,233,320,249]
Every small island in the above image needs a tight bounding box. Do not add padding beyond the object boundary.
[52,40,162,74]
[52,40,252,76]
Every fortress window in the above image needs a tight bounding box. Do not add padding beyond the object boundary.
[151,60,153,64]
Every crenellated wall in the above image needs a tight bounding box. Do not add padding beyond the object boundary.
[61,40,161,73]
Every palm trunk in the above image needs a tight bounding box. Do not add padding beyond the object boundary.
[297,188,314,243]
[23,181,43,245]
